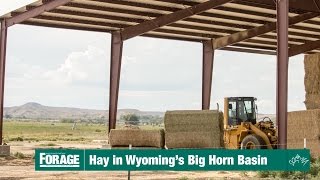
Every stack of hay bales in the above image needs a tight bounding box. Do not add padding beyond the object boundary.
[164,110,223,148]
[109,129,165,148]
[304,53,320,109]
[288,110,320,157]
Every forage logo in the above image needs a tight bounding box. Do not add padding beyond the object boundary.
[289,154,309,167]
[39,152,80,168]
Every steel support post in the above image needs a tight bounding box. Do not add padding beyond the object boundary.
[202,40,214,110]
[0,21,7,145]
[276,0,289,149]
[109,31,123,132]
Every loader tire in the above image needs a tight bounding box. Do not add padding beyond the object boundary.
[241,134,267,149]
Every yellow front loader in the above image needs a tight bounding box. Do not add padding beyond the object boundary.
[223,97,278,149]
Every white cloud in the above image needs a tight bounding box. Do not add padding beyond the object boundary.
[6,56,47,80]
[44,46,109,86]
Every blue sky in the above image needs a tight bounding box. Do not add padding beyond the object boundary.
[0,1,306,113]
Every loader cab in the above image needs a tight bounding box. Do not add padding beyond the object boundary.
[224,97,257,127]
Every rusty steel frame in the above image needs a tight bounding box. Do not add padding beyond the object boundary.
[213,12,320,50]
[0,0,316,145]
[276,0,289,149]
[0,21,7,145]
[109,31,123,132]
[121,0,233,40]
[6,0,72,27]
[202,40,215,110]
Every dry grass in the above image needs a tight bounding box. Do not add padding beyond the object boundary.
[288,110,320,157]
[109,129,165,148]
[164,110,223,148]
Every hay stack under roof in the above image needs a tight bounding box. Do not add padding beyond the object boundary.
[109,129,165,148]
[288,110,320,157]
[164,110,223,148]
[304,53,320,109]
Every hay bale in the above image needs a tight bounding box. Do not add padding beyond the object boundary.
[164,110,223,148]
[109,129,164,148]
[305,94,320,110]
[304,54,320,109]
[288,110,320,157]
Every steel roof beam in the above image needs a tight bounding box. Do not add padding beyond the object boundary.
[27,14,284,48]
[101,0,276,23]
[20,21,280,54]
[213,12,320,49]
[54,2,320,42]
[289,39,320,57]
[24,9,311,44]
[156,0,320,34]
[120,0,233,40]
[21,21,114,33]
[240,0,320,13]
[5,0,72,27]
[64,2,267,27]
[157,0,276,18]
[221,47,276,55]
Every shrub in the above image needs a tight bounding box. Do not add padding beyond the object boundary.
[60,119,74,123]
[179,177,189,180]
[121,113,140,125]
[256,157,320,179]
[39,143,57,146]
[310,161,320,176]
[240,172,248,177]
[257,171,271,178]
[290,171,305,179]
[277,171,290,179]
[9,136,24,141]
[14,152,25,159]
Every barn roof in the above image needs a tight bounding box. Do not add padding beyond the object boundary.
[2,0,320,55]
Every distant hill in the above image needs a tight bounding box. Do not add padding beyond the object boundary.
[3,102,275,122]
[4,102,164,120]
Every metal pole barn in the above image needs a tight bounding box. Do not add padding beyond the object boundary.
[109,31,123,133]
[276,0,289,149]
[202,40,214,110]
[0,20,7,145]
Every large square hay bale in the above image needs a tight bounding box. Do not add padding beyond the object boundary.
[109,129,164,148]
[288,110,320,157]
[164,110,223,148]
[304,54,320,109]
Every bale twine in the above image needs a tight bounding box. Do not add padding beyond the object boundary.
[164,110,223,149]
[288,110,320,157]
[109,129,165,148]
